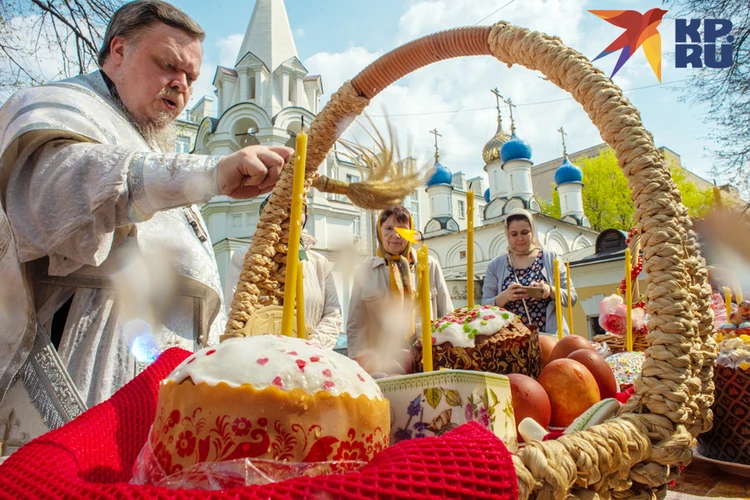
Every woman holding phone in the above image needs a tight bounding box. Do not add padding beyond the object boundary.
[481,208,577,335]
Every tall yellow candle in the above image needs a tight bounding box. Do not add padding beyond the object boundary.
[296,263,305,338]
[724,286,732,320]
[735,282,744,303]
[625,248,633,352]
[418,244,433,372]
[565,261,573,336]
[281,126,307,337]
[466,194,475,308]
[553,259,563,339]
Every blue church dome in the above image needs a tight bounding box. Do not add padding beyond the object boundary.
[426,162,453,187]
[554,157,583,185]
[484,188,491,203]
[500,134,533,162]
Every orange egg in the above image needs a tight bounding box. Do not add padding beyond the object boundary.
[538,335,557,367]
[507,373,551,433]
[550,334,595,361]
[568,349,618,399]
[537,358,601,427]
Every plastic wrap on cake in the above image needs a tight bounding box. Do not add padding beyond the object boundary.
[131,433,366,489]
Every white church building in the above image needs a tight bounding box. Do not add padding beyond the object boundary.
[195,0,598,325]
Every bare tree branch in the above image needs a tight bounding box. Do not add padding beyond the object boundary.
[0,0,122,100]
[664,0,750,195]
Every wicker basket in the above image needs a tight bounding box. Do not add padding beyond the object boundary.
[223,23,717,499]
[594,332,649,354]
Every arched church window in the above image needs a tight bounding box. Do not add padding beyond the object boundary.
[249,74,256,100]
[289,77,297,105]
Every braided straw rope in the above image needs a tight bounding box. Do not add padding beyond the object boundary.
[225,22,716,498]
[594,333,650,354]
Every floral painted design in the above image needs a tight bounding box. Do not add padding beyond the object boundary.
[332,430,368,461]
[144,406,388,485]
[153,441,173,473]
[232,417,251,436]
[271,421,298,462]
[175,430,196,458]
[392,386,508,444]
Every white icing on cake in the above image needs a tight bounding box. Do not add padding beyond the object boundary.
[432,305,514,348]
[166,335,383,399]
[716,334,750,370]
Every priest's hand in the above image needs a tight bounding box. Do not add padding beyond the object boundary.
[217,145,294,198]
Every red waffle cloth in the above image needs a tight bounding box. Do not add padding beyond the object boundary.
[0,348,517,499]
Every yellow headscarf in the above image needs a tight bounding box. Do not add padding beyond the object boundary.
[376,213,416,302]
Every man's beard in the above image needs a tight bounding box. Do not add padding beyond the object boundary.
[109,87,179,153]
[138,113,177,153]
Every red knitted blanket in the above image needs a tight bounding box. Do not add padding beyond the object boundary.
[0,348,517,499]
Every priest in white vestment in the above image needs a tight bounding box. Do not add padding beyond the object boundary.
[0,1,293,407]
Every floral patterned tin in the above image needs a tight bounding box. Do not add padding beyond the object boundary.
[376,369,517,452]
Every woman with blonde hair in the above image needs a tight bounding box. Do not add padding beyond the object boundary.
[481,208,576,335]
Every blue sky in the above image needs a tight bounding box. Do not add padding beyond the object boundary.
[155,1,722,182]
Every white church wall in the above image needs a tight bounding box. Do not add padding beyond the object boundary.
[452,192,466,225]
[486,161,506,199]
[570,258,648,288]
[488,230,508,259]
[505,159,534,198]
[427,185,453,218]
[543,228,570,255]
[323,217,356,249]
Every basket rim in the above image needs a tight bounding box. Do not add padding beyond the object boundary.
[226,21,715,499]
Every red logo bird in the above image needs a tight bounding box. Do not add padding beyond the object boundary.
[590,8,668,82]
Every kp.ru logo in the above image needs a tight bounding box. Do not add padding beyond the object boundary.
[590,9,735,82]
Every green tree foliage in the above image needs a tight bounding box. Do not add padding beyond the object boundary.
[540,149,634,231]
[669,164,715,218]
[540,148,714,230]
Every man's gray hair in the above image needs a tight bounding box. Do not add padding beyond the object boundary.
[98,0,205,66]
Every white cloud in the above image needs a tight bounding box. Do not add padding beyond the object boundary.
[188,33,244,109]
[217,33,244,67]
[302,0,603,181]
[304,46,383,98]
[397,0,588,48]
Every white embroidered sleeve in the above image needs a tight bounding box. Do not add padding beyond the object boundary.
[128,152,223,220]
[6,138,223,275]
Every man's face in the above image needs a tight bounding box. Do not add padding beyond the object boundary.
[108,23,202,130]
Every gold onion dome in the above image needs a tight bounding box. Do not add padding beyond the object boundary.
[482,119,511,164]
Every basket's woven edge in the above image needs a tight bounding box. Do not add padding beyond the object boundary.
[485,21,715,499]
[225,19,716,500]
[224,82,369,339]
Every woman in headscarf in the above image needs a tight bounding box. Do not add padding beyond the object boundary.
[346,205,453,374]
[481,208,576,335]
[224,198,342,348]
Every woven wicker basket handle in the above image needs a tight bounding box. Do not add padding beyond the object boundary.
[224,27,495,338]
[225,22,715,499]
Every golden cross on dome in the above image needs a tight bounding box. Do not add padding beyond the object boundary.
[429,128,442,162]
[502,97,517,135]
[558,126,568,157]
[491,87,503,119]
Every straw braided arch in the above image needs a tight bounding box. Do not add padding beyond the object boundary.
[224,22,716,498]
